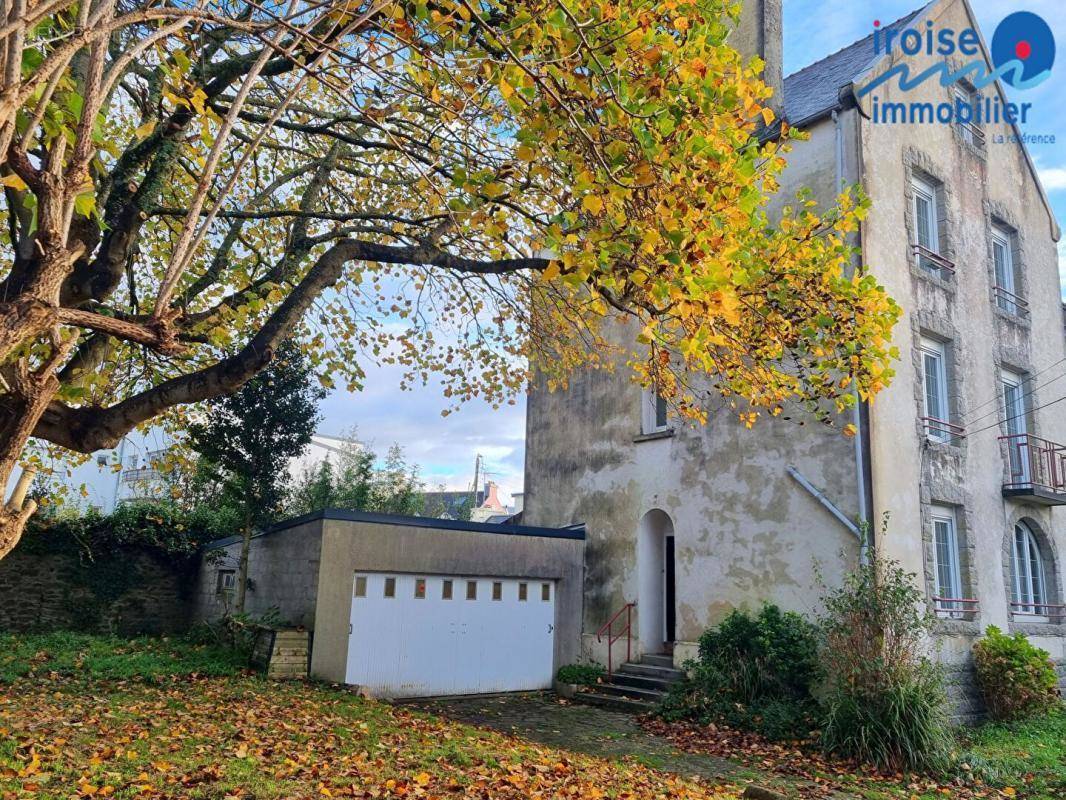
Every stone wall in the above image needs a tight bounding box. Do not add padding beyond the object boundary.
[0,546,191,635]
[943,657,1066,725]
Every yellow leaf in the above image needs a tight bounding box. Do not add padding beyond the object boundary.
[761,107,775,125]
[499,78,515,99]
[414,772,431,786]
[582,194,603,215]
[1,173,27,191]
[541,260,561,281]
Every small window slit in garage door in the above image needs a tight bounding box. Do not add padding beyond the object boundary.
[354,576,367,597]
[541,583,550,601]
[492,581,502,600]
[466,580,477,600]
[518,582,528,601]
[384,577,396,598]
[414,578,426,599]
[442,579,453,599]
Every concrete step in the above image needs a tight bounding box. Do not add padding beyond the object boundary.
[641,653,676,668]
[596,683,666,703]
[617,662,685,682]
[608,671,676,692]
[574,689,657,713]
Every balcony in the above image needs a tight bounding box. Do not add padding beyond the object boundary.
[1000,433,1066,505]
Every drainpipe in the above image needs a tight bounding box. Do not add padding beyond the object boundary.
[833,108,872,563]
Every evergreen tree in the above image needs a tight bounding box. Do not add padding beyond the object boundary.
[188,341,324,613]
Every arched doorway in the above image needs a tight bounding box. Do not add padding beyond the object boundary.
[638,509,676,654]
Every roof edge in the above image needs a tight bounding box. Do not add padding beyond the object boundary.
[203,508,586,550]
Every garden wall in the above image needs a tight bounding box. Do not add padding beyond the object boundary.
[0,545,191,635]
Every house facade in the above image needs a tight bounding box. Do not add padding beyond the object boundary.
[523,0,1066,711]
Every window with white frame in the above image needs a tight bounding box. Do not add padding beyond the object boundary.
[1001,369,1030,484]
[1011,522,1049,617]
[920,338,953,442]
[953,84,982,146]
[912,177,947,277]
[991,225,1022,314]
[641,386,669,434]
[930,506,964,617]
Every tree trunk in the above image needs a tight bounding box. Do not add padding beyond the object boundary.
[235,507,252,614]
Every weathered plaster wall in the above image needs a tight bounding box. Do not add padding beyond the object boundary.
[524,318,862,666]
[192,520,323,628]
[311,516,585,683]
[858,0,1066,669]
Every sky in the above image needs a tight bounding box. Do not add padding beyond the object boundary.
[68,1,1066,510]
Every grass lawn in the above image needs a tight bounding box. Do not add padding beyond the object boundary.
[1,634,1062,800]
[0,633,737,800]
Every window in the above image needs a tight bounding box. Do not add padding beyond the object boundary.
[1011,522,1048,616]
[466,580,477,600]
[216,569,236,594]
[353,576,367,598]
[992,226,1022,314]
[442,579,453,600]
[541,583,551,602]
[383,577,396,598]
[518,582,528,601]
[641,386,669,434]
[953,84,982,146]
[414,578,426,599]
[912,177,945,276]
[920,338,954,442]
[931,507,963,617]
[492,581,502,601]
[1001,369,1030,484]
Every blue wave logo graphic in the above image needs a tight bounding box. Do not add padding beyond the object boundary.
[990,11,1054,89]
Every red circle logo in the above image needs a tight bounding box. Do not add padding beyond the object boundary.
[1016,40,1032,59]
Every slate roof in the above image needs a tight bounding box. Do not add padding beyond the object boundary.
[783,4,931,125]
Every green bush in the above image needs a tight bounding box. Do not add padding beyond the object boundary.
[818,551,952,771]
[972,626,1061,721]
[659,605,821,740]
[556,663,605,685]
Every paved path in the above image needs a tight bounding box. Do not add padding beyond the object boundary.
[408,692,748,783]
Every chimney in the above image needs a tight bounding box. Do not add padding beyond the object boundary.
[731,0,783,113]
[481,481,504,510]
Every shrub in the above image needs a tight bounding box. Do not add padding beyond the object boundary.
[972,626,1061,721]
[818,550,952,771]
[556,663,605,685]
[659,604,821,740]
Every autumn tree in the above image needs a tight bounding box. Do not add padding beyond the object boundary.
[187,341,324,612]
[0,0,900,557]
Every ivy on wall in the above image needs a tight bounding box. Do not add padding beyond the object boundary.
[7,501,238,633]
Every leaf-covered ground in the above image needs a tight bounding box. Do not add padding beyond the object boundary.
[0,634,739,800]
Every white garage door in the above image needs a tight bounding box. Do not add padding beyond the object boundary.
[345,572,556,697]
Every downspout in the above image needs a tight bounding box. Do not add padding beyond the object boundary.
[833,107,872,563]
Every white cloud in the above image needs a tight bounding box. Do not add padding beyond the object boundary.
[1040,167,1066,192]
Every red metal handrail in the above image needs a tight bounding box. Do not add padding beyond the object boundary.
[595,601,635,676]
[999,433,1066,494]
[912,244,956,275]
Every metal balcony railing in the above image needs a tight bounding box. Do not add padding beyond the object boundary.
[1000,433,1066,496]
[1009,601,1066,622]
[922,416,965,443]
[993,285,1029,316]
[912,244,956,279]
[932,596,979,620]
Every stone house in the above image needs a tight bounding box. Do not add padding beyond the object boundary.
[522,0,1066,713]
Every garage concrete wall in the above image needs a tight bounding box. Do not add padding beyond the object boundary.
[310,512,585,684]
[192,517,323,628]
